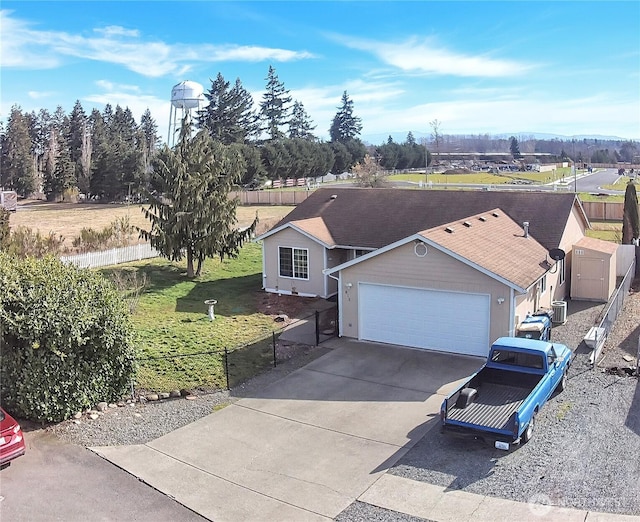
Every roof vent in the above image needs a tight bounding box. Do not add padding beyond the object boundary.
[523,221,530,238]
[478,216,487,222]
[330,194,338,200]
[492,212,499,218]
[463,221,471,227]
[445,226,454,234]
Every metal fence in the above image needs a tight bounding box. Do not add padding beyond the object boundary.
[134,305,338,394]
[61,243,159,269]
[592,257,637,365]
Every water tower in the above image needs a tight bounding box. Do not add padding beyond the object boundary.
[168,80,205,146]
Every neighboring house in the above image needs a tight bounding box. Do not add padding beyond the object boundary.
[256,188,591,356]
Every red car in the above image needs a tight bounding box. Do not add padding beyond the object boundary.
[0,407,26,468]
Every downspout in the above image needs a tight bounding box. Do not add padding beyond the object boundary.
[326,271,342,337]
[323,248,328,298]
[509,288,516,336]
[261,241,267,290]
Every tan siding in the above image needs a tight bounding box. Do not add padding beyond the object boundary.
[557,204,588,300]
[340,243,512,343]
[261,228,327,297]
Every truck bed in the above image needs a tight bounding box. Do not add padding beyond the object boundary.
[446,383,532,430]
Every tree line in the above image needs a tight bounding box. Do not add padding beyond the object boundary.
[0,66,374,200]
[1,63,638,201]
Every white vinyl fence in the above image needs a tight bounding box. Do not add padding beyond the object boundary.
[60,243,159,269]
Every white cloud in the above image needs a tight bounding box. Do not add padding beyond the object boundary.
[94,26,140,38]
[28,90,55,100]
[0,10,315,78]
[332,34,536,78]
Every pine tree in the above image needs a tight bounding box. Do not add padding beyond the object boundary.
[329,91,362,143]
[288,101,316,140]
[68,100,89,194]
[139,108,159,190]
[259,66,292,140]
[3,106,36,196]
[199,74,259,145]
[622,181,639,244]
[140,119,258,277]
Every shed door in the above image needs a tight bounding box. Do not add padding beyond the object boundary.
[573,257,606,300]
[358,283,490,357]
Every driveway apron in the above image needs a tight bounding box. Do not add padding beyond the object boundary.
[93,339,481,522]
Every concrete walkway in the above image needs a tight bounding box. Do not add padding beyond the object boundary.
[92,339,640,522]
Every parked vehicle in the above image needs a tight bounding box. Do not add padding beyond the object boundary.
[515,309,553,341]
[440,337,572,450]
[0,407,26,469]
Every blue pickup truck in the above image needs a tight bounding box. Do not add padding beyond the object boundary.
[440,337,572,450]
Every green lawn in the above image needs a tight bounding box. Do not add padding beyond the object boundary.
[101,242,278,391]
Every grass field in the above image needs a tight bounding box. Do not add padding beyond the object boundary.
[10,201,294,251]
[102,242,282,391]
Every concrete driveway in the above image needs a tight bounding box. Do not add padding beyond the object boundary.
[93,339,481,521]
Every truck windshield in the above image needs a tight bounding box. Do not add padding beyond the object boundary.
[490,349,544,369]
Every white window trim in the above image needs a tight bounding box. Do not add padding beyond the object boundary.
[278,246,310,280]
[559,258,566,285]
[540,274,547,295]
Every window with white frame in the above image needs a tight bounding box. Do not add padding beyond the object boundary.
[354,249,368,259]
[559,258,565,285]
[279,247,308,279]
[540,274,547,294]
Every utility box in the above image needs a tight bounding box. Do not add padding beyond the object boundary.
[0,190,17,212]
[571,237,617,302]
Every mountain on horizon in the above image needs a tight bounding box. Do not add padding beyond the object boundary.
[361,131,633,145]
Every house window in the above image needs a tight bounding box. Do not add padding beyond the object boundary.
[354,249,368,259]
[279,247,308,279]
[540,274,547,294]
[559,258,566,285]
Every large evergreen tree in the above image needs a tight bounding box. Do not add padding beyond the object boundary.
[2,106,36,196]
[329,91,362,143]
[199,73,258,145]
[140,119,257,277]
[259,65,291,140]
[622,181,639,244]
[288,101,316,140]
[68,100,89,194]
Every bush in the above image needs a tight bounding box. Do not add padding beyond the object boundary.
[4,226,65,258]
[0,253,136,422]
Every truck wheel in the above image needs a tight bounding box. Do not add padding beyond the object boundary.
[557,370,567,393]
[522,414,536,444]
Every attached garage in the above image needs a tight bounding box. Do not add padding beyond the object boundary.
[358,283,491,357]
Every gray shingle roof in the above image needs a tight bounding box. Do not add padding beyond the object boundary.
[271,187,582,251]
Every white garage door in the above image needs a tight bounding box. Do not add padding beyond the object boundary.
[359,283,490,357]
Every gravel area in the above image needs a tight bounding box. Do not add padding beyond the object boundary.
[387,283,640,517]
[50,344,331,447]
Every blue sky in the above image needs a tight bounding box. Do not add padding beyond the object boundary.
[2,1,639,144]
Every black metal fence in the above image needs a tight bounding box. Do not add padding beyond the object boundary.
[134,305,338,394]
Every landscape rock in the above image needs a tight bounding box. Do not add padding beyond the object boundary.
[89,413,99,420]
[73,412,83,420]
[169,390,181,398]
[158,392,170,400]
[180,389,193,397]
[96,402,108,412]
[146,394,159,401]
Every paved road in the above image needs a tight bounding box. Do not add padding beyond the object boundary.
[0,429,207,522]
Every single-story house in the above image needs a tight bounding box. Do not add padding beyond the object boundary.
[256,188,591,356]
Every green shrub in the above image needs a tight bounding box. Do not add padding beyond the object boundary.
[0,253,136,422]
[4,226,65,258]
